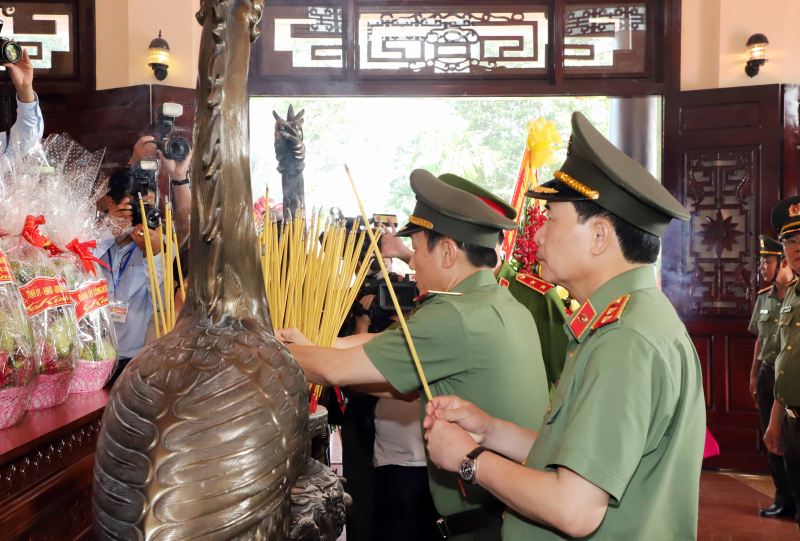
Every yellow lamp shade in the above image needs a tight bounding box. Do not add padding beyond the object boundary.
[148,46,170,67]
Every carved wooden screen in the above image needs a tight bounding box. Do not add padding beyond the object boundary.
[247,0,680,96]
[662,85,791,473]
[0,0,95,93]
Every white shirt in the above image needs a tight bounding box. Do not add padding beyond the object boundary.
[373,398,427,468]
[1,92,44,157]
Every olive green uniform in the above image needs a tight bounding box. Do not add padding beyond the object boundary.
[773,280,800,512]
[750,284,793,507]
[502,267,706,540]
[363,270,550,530]
[496,262,568,388]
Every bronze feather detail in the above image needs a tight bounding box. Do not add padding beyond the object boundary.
[93,0,309,539]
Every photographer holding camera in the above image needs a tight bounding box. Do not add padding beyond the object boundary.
[96,138,191,381]
[0,45,43,157]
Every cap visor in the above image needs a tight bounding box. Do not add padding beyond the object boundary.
[525,178,590,202]
[395,222,425,238]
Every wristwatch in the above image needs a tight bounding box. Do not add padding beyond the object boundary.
[171,178,190,186]
[459,446,487,484]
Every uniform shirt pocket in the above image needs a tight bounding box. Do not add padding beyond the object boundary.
[758,310,772,335]
[780,311,794,328]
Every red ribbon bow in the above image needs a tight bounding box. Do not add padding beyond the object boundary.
[22,215,62,255]
[66,238,111,277]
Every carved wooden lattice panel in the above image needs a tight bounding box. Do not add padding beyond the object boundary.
[681,148,758,318]
[357,6,550,77]
[0,2,75,78]
[258,5,345,78]
[564,3,647,75]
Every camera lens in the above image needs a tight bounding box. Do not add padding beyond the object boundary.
[164,137,190,161]
[145,208,163,230]
[1,40,21,64]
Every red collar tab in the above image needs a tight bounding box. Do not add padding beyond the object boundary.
[516,273,554,295]
[66,238,111,277]
[22,215,62,255]
[569,300,596,340]
[592,295,630,330]
[498,277,510,287]
[413,290,464,302]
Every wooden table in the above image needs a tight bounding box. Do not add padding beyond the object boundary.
[0,390,108,541]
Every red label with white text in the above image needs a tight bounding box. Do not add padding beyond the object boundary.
[69,280,109,321]
[0,250,15,285]
[19,276,70,317]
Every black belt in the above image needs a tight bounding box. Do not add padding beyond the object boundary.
[436,505,503,538]
[762,361,776,371]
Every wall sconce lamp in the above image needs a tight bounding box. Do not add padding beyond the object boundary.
[745,33,768,78]
[148,31,170,81]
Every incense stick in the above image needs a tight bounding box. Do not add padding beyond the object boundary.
[344,164,433,402]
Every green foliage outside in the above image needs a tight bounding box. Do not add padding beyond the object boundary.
[249,97,609,223]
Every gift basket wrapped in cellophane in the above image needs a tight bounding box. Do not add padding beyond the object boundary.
[0,139,80,411]
[38,134,118,394]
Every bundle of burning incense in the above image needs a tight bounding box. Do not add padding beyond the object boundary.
[257,202,380,412]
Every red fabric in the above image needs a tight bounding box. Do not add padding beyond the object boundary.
[66,238,111,277]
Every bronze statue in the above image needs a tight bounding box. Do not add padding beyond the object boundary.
[273,105,306,217]
[92,0,309,539]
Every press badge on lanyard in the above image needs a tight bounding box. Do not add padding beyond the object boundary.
[109,301,129,323]
[108,248,135,324]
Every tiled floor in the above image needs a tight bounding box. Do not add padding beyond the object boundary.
[699,471,799,540]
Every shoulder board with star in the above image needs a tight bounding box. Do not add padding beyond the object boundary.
[498,277,510,288]
[516,273,554,295]
[592,294,631,330]
[758,286,772,295]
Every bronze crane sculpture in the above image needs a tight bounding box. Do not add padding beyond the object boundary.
[92,0,309,538]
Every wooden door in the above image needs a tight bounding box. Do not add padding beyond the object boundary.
[662,84,797,472]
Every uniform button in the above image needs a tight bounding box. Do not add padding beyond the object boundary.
[781,371,785,375]
[781,398,786,403]
[776,319,779,322]
[774,334,777,337]
[570,351,574,358]
[547,405,552,414]
[790,346,793,351]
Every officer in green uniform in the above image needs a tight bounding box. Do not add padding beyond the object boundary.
[279,169,550,541]
[380,173,569,390]
[765,196,800,529]
[495,261,567,389]
[749,234,795,518]
[422,111,706,540]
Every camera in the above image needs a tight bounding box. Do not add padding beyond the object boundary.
[155,103,191,161]
[127,161,163,230]
[354,273,418,333]
[131,200,163,230]
[0,22,21,65]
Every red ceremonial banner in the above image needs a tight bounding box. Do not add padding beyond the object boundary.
[0,250,16,285]
[20,276,71,317]
[69,280,110,321]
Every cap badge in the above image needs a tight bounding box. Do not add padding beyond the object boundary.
[554,171,600,200]
[532,185,558,194]
[760,238,765,248]
[791,204,800,217]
